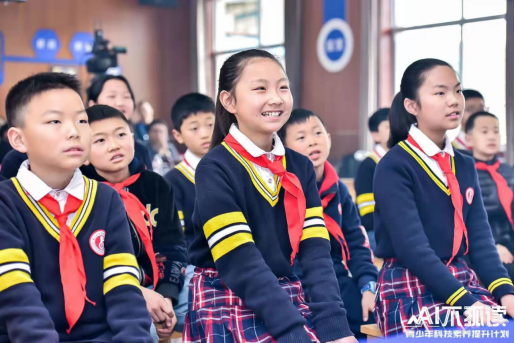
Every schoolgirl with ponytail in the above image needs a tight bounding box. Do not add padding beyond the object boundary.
[184,49,357,343]
[373,58,514,336]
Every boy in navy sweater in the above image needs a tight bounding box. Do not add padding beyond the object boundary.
[81,105,187,341]
[465,111,514,280]
[354,108,389,250]
[164,92,215,330]
[0,73,152,342]
[279,108,378,337]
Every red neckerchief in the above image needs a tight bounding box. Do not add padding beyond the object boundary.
[407,135,468,266]
[224,134,306,264]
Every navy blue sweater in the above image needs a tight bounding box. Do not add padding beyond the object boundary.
[319,175,377,289]
[354,156,378,233]
[374,141,514,308]
[164,161,196,251]
[0,177,152,342]
[188,143,352,343]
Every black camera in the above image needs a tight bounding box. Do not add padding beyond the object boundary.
[86,30,127,74]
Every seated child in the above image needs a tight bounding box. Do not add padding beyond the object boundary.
[0,72,152,342]
[81,105,187,340]
[279,108,378,338]
[452,89,486,151]
[164,92,215,330]
[465,111,514,280]
[354,107,390,250]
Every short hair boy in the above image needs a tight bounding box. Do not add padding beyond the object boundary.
[0,73,152,342]
[453,89,486,151]
[354,108,390,249]
[279,108,378,339]
[164,92,215,331]
[465,111,514,280]
[81,105,187,339]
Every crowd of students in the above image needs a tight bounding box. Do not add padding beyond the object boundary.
[0,49,513,343]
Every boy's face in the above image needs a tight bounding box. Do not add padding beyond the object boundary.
[465,116,500,158]
[371,120,390,148]
[89,117,135,174]
[148,123,169,148]
[463,97,485,127]
[8,88,91,172]
[172,111,215,157]
[284,115,331,170]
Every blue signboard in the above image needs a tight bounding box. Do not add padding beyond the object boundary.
[317,0,354,73]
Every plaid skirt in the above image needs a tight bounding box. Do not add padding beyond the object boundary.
[183,267,319,343]
[374,258,498,337]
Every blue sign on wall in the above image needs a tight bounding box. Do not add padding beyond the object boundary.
[0,30,93,86]
[317,0,354,73]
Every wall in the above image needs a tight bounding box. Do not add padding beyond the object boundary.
[0,0,192,123]
[299,0,363,161]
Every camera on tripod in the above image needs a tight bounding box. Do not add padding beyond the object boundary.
[86,30,127,74]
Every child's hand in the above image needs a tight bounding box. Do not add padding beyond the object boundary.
[140,287,175,324]
[327,336,358,343]
[496,245,514,264]
[155,299,177,338]
[361,290,375,322]
[501,294,514,318]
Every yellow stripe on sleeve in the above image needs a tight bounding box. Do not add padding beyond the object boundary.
[301,226,330,241]
[178,211,184,220]
[356,193,374,205]
[203,212,247,239]
[103,274,140,295]
[488,278,514,293]
[359,204,375,217]
[0,270,33,292]
[305,207,323,219]
[0,248,29,264]
[211,232,254,261]
[446,286,467,305]
[104,253,139,270]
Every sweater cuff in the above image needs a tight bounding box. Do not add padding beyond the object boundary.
[357,275,377,290]
[490,281,514,303]
[315,315,354,342]
[451,289,477,308]
[276,326,313,343]
[156,283,180,305]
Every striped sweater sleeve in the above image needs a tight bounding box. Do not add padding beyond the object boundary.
[296,165,354,341]
[193,163,314,343]
[354,158,376,233]
[102,188,153,343]
[0,196,59,342]
[374,157,478,308]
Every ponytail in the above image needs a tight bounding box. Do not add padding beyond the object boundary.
[210,49,285,150]
[387,58,454,148]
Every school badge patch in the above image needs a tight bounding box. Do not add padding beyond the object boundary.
[466,187,474,205]
[89,230,106,256]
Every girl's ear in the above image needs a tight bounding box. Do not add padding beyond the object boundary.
[404,98,418,117]
[220,91,236,114]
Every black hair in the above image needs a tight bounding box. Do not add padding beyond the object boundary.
[368,108,390,132]
[6,72,82,127]
[171,93,215,132]
[277,108,324,141]
[388,58,454,148]
[210,49,285,150]
[463,89,484,101]
[464,111,498,133]
[148,119,168,132]
[86,104,130,126]
[86,74,135,107]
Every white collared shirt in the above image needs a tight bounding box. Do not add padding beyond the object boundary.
[406,125,455,186]
[16,160,85,225]
[184,149,202,171]
[453,130,470,150]
[374,144,387,159]
[229,124,285,192]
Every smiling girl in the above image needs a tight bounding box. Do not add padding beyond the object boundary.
[373,59,514,336]
[184,50,357,343]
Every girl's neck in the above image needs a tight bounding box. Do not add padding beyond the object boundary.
[96,166,131,184]
[315,163,325,182]
[417,123,446,150]
[238,124,274,152]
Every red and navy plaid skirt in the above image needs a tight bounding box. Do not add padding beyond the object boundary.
[183,267,319,343]
[374,258,498,337]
